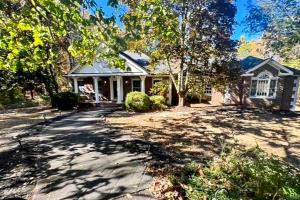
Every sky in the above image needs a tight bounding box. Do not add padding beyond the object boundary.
[96,0,261,42]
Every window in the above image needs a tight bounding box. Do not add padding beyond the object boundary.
[204,85,212,96]
[153,79,162,86]
[126,66,132,72]
[132,79,141,91]
[250,71,278,98]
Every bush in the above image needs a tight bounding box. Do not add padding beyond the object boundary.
[150,80,169,96]
[51,91,78,110]
[150,95,167,110]
[165,147,300,200]
[0,88,25,106]
[125,91,151,112]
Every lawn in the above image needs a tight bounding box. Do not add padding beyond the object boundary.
[107,106,300,168]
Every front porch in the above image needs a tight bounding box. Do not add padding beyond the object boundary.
[68,75,173,105]
[69,75,149,104]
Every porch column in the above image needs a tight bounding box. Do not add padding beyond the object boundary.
[140,76,146,93]
[121,77,124,102]
[73,77,79,94]
[116,76,123,104]
[168,77,172,105]
[109,77,114,100]
[93,77,99,103]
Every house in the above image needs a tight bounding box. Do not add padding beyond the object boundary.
[66,53,300,111]
[210,56,300,111]
[66,51,175,105]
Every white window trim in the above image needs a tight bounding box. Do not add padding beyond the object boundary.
[250,71,278,99]
[204,85,212,96]
[131,78,141,92]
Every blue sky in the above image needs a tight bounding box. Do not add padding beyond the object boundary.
[96,0,261,41]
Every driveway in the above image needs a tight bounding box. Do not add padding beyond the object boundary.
[31,108,154,200]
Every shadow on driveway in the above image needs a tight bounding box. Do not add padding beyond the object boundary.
[30,108,171,200]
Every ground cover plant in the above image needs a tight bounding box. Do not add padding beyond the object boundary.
[153,146,300,200]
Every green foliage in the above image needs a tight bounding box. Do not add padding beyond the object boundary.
[51,91,78,110]
[0,87,25,106]
[0,0,126,100]
[166,147,300,200]
[0,0,125,72]
[150,81,169,97]
[125,91,151,112]
[245,0,300,62]
[238,37,265,59]
[150,95,166,110]
[123,0,239,106]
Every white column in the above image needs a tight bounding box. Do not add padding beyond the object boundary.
[73,77,79,94]
[290,77,300,111]
[140,76,146,93]
[168,77,172,105]
[109,77,114,101]
[93,77,99,103]
[117,76,122,104]
[120,77,124,102]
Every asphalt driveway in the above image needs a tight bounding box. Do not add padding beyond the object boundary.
[31,108,154,200]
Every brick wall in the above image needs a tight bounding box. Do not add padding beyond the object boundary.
[241,64,295,110]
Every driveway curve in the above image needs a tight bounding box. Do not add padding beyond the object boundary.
[32,108,153,200]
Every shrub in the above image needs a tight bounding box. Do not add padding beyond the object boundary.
[150,95,167,110]
[150,80,169,96]
[0,88,25,106]
[163,147,300,200]
[51,91,78,110]
[125,91,151,112]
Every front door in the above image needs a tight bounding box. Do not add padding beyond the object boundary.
[113,80,118,100]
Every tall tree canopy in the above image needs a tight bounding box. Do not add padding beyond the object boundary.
[0,0,125,97]
[245,0,300,62]
[238,36,265,59]
[123,0,239,106]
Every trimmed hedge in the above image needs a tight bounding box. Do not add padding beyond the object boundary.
[125,91,151,112]
[51,91,78,110]
[150,95,166,110]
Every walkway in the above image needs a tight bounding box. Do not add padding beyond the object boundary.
[32,108,153,200]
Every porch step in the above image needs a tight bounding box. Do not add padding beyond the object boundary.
[78,101,123,110]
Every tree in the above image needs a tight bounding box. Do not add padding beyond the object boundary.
[238,36,265,59]
[245,0,300,63]
[0,0,125,97]
[123,0,239,106]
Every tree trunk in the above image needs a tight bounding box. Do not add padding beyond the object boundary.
[178,95,185,107]
[49,65,59,93]
[30,90,34,100]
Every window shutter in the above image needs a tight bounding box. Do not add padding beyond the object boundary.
[250,80,257,96]
[269,80,277,97]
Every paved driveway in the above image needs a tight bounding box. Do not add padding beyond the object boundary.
[32,108,153,200]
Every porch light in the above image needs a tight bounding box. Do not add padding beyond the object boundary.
[104,81,107,84]
[125,80,129,84]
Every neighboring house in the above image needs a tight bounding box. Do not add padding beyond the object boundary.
[66,53,300,111]
[210,56,300,111]
[66,51,175,105]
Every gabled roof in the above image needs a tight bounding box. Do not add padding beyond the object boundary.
[284,65,300,76]
[240,56,266,71]
[121,51,150,67]
[67,51,169,77]
[71,61,123,74]
[241,56,300,76]
[121,51,169,74]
